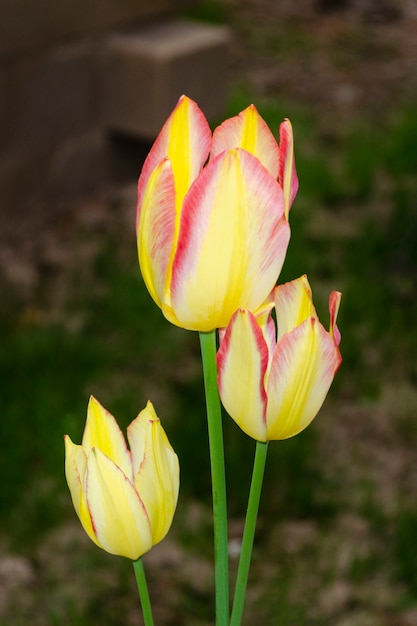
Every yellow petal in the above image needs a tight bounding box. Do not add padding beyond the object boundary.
[217,309,269,441]
[274,275,316,341]
[64,435,99,547]
[265,318,341,440]
[128,402,179,545]
[211,104,280,178]
[170,149,290,331]
[82,396,133,482]
[86,448,152,560]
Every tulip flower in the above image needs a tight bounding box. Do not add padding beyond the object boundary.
[217,276,342,441]
[65,396,179,560]
[136,95,298,332]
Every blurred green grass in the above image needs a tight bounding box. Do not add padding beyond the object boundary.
[1,84,417,623]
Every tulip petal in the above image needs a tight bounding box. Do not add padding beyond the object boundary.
[64,435,99,547]
[86,448,152,560]
[137,95,211,220]
[129,402,179,545]
[265,318,342,440]
[137,159,176,308]
[217,309,269,441]
[211,105,280,178]
[170,149,290,331]
[278,119,299,219]
[82,396,133,482]
[274,276,316,341]
[329,290,342,346]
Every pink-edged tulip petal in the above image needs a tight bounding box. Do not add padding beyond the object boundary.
[64,436,98,546]
[329,290,342,346]
[170,149,290,331]
[278,119,299,219]
[137,95,211,219]
[82,396,133,482]
[129,403,179,545]
[137,159,177,309]
[211,105,280,179]
[86,448,152,560]
[274,276,316,341]
[217,309,269,441]
[265,317,342,440]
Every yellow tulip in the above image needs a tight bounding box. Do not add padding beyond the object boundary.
[217,276,342,441]
[65,397,179,560]
[136,96,298,332]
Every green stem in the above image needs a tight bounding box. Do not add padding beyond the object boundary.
[133,557,155,626]
[199,330,229,626]
[230,440,269,626]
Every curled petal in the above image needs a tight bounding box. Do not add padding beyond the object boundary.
[278,119,299,219]
[82,396,133,482]
[129,402,179,545]
[217,309,269,441]
[86,448,152,560]
[265,317,342,440]
[170,149,290,331]
[137,95,211,219]
[137,159,176,308]
[329,291,342,346]
[211,104,280,178]
[274,275,316,341]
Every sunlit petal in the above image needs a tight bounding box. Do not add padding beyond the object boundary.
[86,448,152,560]
[274,276,316,341]
[211,105,280,178]
[82,396,133,482]
[170,149,290,331]
[265,318,342,440]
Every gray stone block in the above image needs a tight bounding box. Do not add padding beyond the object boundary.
[102,19,233,140]
[0,0,179,60]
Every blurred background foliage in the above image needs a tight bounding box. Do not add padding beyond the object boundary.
[1,1,417,624]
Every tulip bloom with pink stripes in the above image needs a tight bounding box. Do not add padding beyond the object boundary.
[217,276,342,441]
[136,95,298,332]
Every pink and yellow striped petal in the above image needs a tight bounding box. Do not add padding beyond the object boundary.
[129,403,179,545]
[85,448,153,560]
[274,276,316,341]
[82,396,133,482]
[211,105,280,179]
[217,309,269,441]
[137,95,211,220]
[278,119,299,219]
[169,149,290,331]
[329,290,342,345]
[265,318,342,440]
[137,159,176,309]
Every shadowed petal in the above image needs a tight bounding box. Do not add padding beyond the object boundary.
[64,435,98,546]
[217,309,269,441]
[278,119,299,219]
[137,159,176,308]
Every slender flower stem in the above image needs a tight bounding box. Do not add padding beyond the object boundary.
[133,557,155,626]
[230,440,269,626]
[199,330,229,626]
